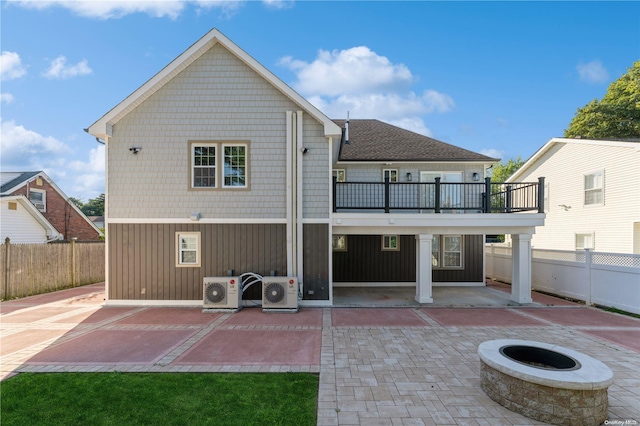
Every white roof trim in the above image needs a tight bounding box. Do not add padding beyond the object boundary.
[2,195,62,240]
[507,137,640,182]
[87,28,341,139]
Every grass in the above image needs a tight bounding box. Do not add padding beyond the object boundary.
[1,372,319,426]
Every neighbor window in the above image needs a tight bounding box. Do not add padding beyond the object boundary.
[383,169,398,183]
[431,235,463,268]
[29,189,46,212]
[190,141,248,189]
[382,235,399,251]
[575,233,594,250]
[176,232,201,267]
[584,171,603,205]
[333,169,346,182]
[332,235,347,251]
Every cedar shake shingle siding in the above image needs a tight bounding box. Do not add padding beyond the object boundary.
[333,119,498,162]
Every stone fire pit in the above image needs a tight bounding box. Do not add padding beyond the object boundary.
[478,339,613,426]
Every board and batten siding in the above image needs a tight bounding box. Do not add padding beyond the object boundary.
[333,235,483,283]
[107,43,329,220]
[513,142,640,253]
[108,223,287,301]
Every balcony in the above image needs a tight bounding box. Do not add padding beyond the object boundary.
[333,177,545,214]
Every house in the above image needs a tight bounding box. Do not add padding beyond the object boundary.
[507,137,640,254]
[0,195,61,243]
[0,172,103,242]
[87,28,545,307]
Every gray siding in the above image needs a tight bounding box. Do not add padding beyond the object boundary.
[108,43,328,220]
[108,223,286,300]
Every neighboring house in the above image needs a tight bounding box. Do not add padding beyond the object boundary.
[0,172,103,242]
[0,195,61,243]
[87,28,545,306]
[507,137,640,254]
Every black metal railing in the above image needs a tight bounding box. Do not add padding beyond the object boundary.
[333,176,545,214]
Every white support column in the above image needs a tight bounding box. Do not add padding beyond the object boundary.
[511,233,533,304]
[416,234,434,303]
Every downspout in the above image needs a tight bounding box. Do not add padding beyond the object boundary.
[296,111,304,292]
[285,112,295,277]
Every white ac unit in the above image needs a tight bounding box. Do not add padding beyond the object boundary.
[262,277,299,311]
[203,277,242,311]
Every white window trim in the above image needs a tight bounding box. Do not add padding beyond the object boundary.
[190,141,249,190]
[575,233,595,250]
[176,232,201,267]
[333,169,346,182]
[432,235,463,269]
[383,169,398,183]
[583,170,604,206]
[29,188,46,212]
[381,235,400,251]
[222,143,248,189]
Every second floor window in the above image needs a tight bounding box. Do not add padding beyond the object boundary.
[383,169,398,182]
[191,142,248,189]
[29,189,46,211]
[584,171,603,205]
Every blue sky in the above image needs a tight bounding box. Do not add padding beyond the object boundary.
[1,1,639,200]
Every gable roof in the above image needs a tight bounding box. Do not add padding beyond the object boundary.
[1,195,62,241]
[87,28,341,140]
[0,171,103,236]
[333,119,499,163]
[507,137,640,182]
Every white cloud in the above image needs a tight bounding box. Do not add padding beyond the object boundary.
[281,46,413,97]
[480,148,504,160]
[7,0,257,19]
[262,0,294,9]
[1,93,15,103]
[42,56,92,79]
[576,60,609,84]
[0,51,27,81]
[0,118,70,162]
[281,46,453,136]
[68,145,106,198]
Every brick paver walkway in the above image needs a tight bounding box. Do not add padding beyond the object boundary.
[2,283,639,425]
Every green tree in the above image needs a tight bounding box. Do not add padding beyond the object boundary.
[81,194,105,216]
[490,156,525,182]
[564,60,640,139]
[69,197,84,209]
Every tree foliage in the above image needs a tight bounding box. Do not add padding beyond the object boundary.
[72,194,105,216]
[490,156,525,182]
[564,60,640,139]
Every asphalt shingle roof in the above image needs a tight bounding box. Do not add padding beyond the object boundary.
[333,119,498,163]
[0,171,42,195]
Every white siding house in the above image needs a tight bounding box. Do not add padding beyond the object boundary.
[507,137,640,253]
[1,196,61,244]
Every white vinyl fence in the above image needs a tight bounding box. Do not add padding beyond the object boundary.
[486,244,640,315]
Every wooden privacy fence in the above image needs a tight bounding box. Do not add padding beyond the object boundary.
[1,239,105,300]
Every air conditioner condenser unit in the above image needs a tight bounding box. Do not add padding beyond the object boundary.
[203,277,242,312]
[262,277,299,312]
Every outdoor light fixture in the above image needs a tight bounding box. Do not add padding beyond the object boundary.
[129,147,142,154]
[406,172,413,182]
[300,147,309,154]
[472,172,480,181]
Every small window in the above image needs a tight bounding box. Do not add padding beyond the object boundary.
[192,144,217,188]
[432,235,463,269]
[575,233,594,250]
[383,169,398,183]
[176,232,201,267]
[333,169,346,182]
[382,235,399,251]
[29,189,46,212]
[8,202,17,210]
[332,235,347,251]
[584,171,603,205]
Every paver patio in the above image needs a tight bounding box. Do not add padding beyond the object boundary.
[2,282,639,425]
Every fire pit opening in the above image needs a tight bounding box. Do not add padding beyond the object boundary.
[499,344,580,371]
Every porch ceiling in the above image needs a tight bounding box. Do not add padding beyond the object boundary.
[331,212,545,235]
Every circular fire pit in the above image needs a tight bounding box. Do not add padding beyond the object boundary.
[478,339,613,426]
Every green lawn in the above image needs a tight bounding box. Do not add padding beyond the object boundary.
[1,372,319,426]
